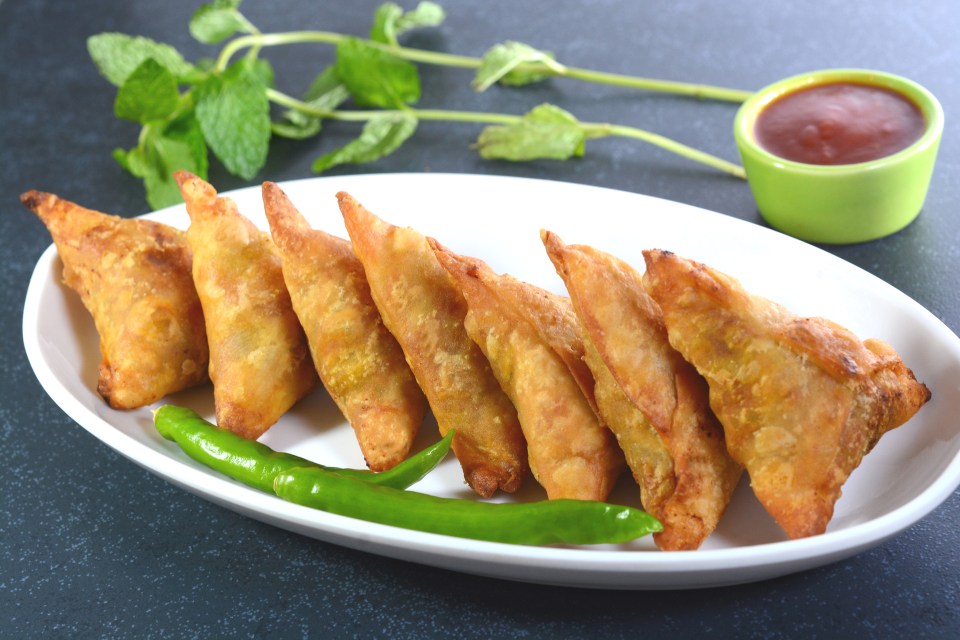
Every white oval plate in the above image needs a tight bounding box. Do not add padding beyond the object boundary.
[23,173,960,589]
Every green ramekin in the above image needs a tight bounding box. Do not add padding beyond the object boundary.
[734,69,943,244]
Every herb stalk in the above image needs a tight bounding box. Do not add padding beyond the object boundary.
[268,89,746,178]
[220,31,752,102]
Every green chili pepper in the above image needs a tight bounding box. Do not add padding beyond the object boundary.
[153,404,453,492]
[274,467,663,546]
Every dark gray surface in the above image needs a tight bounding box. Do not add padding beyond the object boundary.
[2,0,958,637]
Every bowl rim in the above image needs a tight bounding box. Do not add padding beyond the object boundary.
[733,68,944,175]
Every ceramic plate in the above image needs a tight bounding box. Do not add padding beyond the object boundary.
[22,173,960,589]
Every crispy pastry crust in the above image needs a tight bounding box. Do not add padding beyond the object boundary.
[262,182,426,471]
[337,192,527,497]
[176,172,316,439]
[432,239,624,501]
[544,232,740,549]
[642,249,931,539]
[21,190,208,409]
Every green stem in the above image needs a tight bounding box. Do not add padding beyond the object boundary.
[562,68,754,102]
[589,123,747,178]
[364,42,482,70]
[268,88,520,125]
[218,31,753,102]
[216,31,347,72]
[267,89,745,178]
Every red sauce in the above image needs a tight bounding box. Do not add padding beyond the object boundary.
[755,82,925,165]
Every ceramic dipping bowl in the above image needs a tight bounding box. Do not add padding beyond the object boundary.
[733,69,943,244]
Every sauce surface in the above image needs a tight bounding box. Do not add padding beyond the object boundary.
[755,82,925,165]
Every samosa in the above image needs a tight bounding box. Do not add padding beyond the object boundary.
[262,182,426,471]
[543,232,741,549]
[641,248,931,539]
[431,239,624,501]
[337,191,527,497]
[21,190,208,409]
[176,172,316,439]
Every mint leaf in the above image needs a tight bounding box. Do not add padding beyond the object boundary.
[250,57,275,88]
[472,41,565,92]
[499,56,560,87]
[272,66,350,140]
[194,60,270,180]
[114,112,208,210]
[112,147,134,173]
[304,66,349,104]
[88,33,196,86]
[475,104,586,161]
[114,59,180,123]
[190,0,256,44]
[335,37,420,108]
[371,2,445,45]
[370,3,403,44]
[271,119,324,141]
[393,2,445,34]
[144,137,204,209]
[312,112,417,172]
[164,110,210,180]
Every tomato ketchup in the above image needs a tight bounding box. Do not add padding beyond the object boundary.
[755,82,925,165]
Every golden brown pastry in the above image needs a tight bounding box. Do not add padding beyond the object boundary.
[337,191,527,497]
[544,232,740,549]
[262,182,427,471]
[176,172,316,439]
[641,248,931,539]
[21,190,208,409]
[431,240,624,501]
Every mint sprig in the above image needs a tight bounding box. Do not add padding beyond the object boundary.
[473,42,566,91]
[475,104,585,160]
[335,37,421,108]
[371,2,445,46]
[189,0,258,44]
[88,0,751,209]
[113,114,208,211]
[114,59,181,123]
[312,112,419,172]
[88,33,198,86]
[272,67,351,140]
[194,58,271,180]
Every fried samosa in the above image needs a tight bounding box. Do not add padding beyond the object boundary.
[21,190,208,409]
[262,182,427,471]
[641,249,931,539]
[337,192,527,497]
[543,232,741,549]
[431,240,624,501]
[175,172,316,439]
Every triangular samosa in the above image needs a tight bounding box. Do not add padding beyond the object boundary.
[21,190,208,409]
[544,232,741,549]
[262,182,426,471]
[642,249,931,539]
[431,239,624,501]
[176,172,316,439]
[337,191,527,497]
